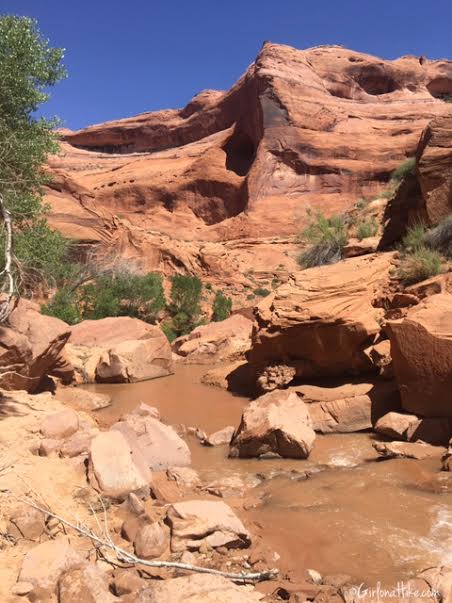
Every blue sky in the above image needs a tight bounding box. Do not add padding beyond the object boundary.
[2,0,451,130]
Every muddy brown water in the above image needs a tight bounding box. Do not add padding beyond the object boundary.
[83,365,452,586]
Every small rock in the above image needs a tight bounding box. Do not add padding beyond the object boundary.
[113,568,146,596]
[134,522,169,559]
[127,492,145,515]
[11,581,34,596]
[202,426,235,447]
[39,438,62,457]
[58,563,116,602]
[40,409,79,439]
[307,569,323,584]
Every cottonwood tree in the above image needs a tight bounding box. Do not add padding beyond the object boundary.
[0,15,66,320]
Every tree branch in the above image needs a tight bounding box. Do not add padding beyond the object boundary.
[21,497,278,584]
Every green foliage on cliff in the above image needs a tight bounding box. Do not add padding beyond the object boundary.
[391,157,416,182]
[356,217,378,240]
[166,275,203,337]
[212,291,232,322]
[43,272,166,325]
[424,214,452,259]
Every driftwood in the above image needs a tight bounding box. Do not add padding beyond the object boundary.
[22,497,278,584]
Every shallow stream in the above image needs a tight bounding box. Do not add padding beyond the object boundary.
[84,365,452,585]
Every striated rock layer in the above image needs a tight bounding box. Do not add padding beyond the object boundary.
[45,43,452,287]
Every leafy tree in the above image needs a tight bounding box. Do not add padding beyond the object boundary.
[167,275,202,337]
[80,272,166,322]
[212,291,232,322]
[0,15,66,318]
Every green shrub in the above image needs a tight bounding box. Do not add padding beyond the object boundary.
[167,274,203,337]
[397,248,442,285]
[424,214,452,258]
[391,157,416,182]
[42,287,81,325]
[356,218,378,240]
[297,211,348,268]
[81,272,165,323]
[402,223,427,252]
[161,321,178,343]
[212,291,232,322]
[253,287,270,297]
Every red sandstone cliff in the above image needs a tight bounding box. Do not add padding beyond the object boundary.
[45,43,452,286]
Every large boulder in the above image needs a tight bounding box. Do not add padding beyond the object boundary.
[68,316,173,383]
[173,314,253,363]
[167,500,251,552]
[89,431,151,500]
[135,574,263,603]
[247,254,395,391]
[112,414,191,471]
[0,299,71,392]
[293,380,400,433]
[229,389,316,459]
[386,293,452,417]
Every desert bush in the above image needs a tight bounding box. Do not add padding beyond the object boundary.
[42,287,82,325]
[402,223,427,252]
[212,291,232,322]
[297,211,347,268]
[424,214,452,258]
[391,157,416,182]
[81,272,165,322]
[253,287,271,297]
[43,271,166,325]
[166,275,203,337]
[356,218,378,240]
[397,247,442,285]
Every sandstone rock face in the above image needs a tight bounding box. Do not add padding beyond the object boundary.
[112,415,191,471]
[45,45,452,293]
[230,390,316,458]
[386,293,452,417]
[173,314,253,363]
[167,500,251,552]
[417,115,452,224]
[294,380,400,433]
[247,254,394,389]
[68,317,172,383]
[0,299,71,392]
[89,431,151,500]
[135,574,263,603]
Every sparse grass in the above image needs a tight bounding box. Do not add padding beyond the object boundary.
[297,211,348,268]
[355,197,370,211]
[397,247,442,285]
[380,188,395,199]
[402,223,427,252]
[424,214,452,259]
[356,218,378,240]
[391,157,416,182]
